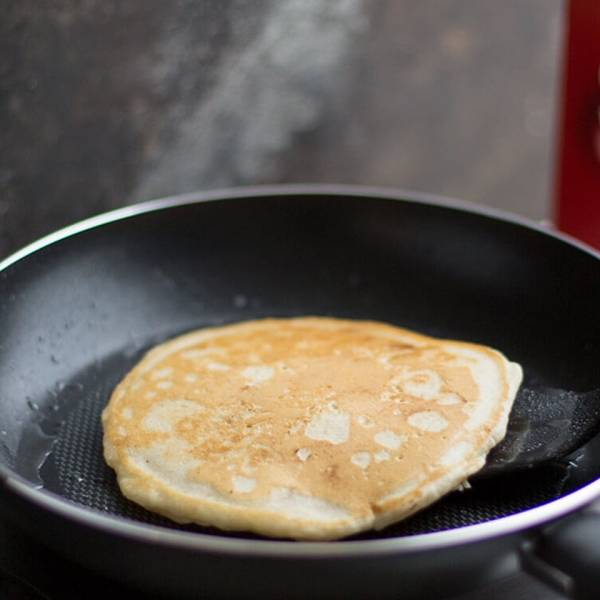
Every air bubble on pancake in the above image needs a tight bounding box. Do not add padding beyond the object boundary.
[352,346,376,359]
[437,392,462,405]
[185,374,198,382]
[233,475,257,493]
[122,408,133,419]
[296,447,312,461]
[379,375,403,402]
[351,452,371,469]
[407,410,449,432]
[400,369,443,400]
[305,410,350,444]
[357,415,374,428]
[377,354,392,366]
[156,381,174,389]
[374,430,406,450]
[143,399,205,433]
[240,460,257,475]
[289,421,304,435]
[153,367,174,379]
[242,365,275,385]
[180,348,223,360]
[374,450,391,463]
[207,362,230,371]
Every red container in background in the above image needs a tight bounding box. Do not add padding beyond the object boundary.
[554,0,600,249]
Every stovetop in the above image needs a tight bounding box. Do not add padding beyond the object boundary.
[0,518,566,600]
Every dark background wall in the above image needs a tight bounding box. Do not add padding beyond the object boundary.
[0,0,563,260]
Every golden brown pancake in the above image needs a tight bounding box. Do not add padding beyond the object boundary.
[102,317,522,540]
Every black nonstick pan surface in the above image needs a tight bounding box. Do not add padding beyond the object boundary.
[1,185,600,599]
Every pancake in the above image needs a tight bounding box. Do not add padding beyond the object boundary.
[102,317,522,540]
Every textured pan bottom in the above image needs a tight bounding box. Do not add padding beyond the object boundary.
[34,343,582,541]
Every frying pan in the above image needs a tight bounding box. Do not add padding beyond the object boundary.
[1,185,600,599]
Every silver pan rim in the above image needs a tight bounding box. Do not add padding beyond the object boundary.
[3,183,600,273]
[4,470,600,558]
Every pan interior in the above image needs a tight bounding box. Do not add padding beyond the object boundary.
[2,190,600,542]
